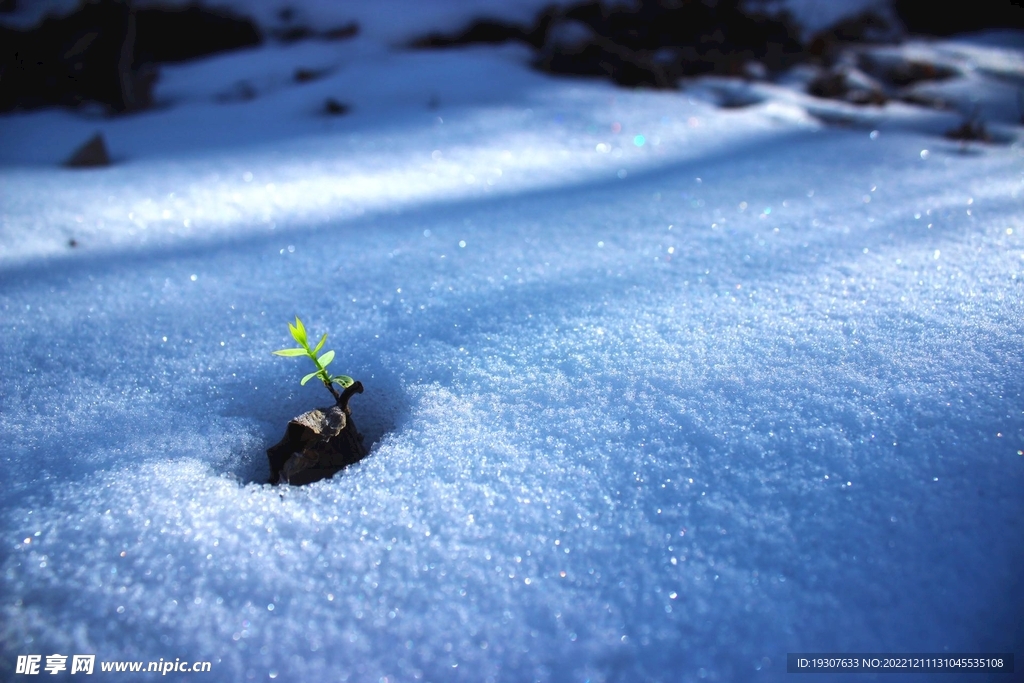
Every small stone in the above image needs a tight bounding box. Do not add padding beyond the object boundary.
[294,67,330,83]
[324,98,350,115]
[64,133,111,168]
[807,67,887,106]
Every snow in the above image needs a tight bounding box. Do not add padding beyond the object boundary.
[2,2,1024,681]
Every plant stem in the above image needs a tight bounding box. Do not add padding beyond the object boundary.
[303,343,340,402]
[323,380,343,403]
[337,380,364,410]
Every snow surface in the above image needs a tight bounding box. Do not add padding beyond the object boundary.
[2,4,1024,682]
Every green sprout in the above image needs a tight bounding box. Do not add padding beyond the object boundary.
[273,317,354,402]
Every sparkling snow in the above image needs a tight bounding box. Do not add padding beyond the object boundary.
[1,5,1023,683]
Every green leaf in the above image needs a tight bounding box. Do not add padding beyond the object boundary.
[272,348,307,357]
[289,317,308,346]
[312,333,328,355]
[274,318,353,394]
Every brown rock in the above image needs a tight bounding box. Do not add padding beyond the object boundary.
[807,67,887,105]
[266,381,367,485]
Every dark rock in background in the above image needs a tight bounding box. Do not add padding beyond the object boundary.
[294,66,331,83]
[946,116,991,142]
[409,0,1024,95]
[133,3,261,64]
[0,0,261,113]
[807,66,888,105]
[857,51,958,87]
[2,0,150,112]
[893,0,1024,36]
[323,98,350,115]
[270,5,359,43]
[818,10,902,44]
[411,0,803,88]
[540,0,803,84]
[411,18,543,49]
[805,9,903,63]
[4,0,1020,118]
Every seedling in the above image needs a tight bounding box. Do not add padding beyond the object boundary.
[273,317,353,403]
[266,317,367,484]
